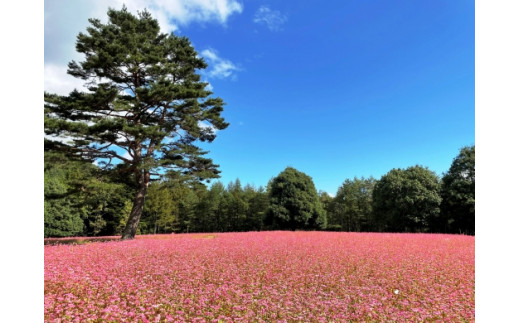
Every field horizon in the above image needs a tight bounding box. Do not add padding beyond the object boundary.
[44,230,475,245]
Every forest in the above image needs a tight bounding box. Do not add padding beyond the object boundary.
[44,143,475,238]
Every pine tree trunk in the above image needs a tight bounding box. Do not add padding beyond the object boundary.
[122,170,150,240]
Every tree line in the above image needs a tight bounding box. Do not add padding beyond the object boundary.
[44,145,475,237]
[44,8,474,238]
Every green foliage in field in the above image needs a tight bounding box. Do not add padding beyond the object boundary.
[133,178,269,234]
[44,164,84,237]
[140,182,177,234]
[266,167,327,230]
[44,147,474,236]
[372,165,441,232]
[328,177,377,232]
[440,145,475,235]
[44,150,133,237]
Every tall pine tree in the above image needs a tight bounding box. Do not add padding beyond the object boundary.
[44,7,228,239]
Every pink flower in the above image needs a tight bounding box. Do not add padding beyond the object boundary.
[45,232,475,322]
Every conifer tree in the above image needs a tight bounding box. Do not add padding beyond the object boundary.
[45,7,228,239]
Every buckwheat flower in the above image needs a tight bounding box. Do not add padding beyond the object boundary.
[45,232,474,322]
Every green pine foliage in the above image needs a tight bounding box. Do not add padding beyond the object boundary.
[44,7,228,239]
[140,182,178,234]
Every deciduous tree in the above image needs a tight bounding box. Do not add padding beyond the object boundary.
[439,146,475,234]
[329,177,376,232]
[267,167,326,230]
[372,166,441,232]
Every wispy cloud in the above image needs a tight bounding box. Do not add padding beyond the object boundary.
[201,49,240,80]
[253,6,287,31]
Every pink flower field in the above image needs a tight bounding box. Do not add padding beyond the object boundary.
[44,232,474,322]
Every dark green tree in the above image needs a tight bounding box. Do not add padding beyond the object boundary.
[329,177,376,232]
[372,166,441,232]
[318,191,334,212]
[317,191,334,230]
[44,163,85,237]
[44,7,228,239]
[225,179,248,231]
[243,185,269,231]
[266,167,326,230]
[44,149,133,237]
[80,175,132,236]
[440,145,475,235]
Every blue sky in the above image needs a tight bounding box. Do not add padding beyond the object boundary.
[44,0,474,195]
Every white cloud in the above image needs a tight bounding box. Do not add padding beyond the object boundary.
[201,49,240,79]
[201,49,219,62]
[108,0,243,32]
[253,6,287,31]
[205,82,214,91]
[44,64,87,95]
[198,120,218,134]
[44,0,243,93]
